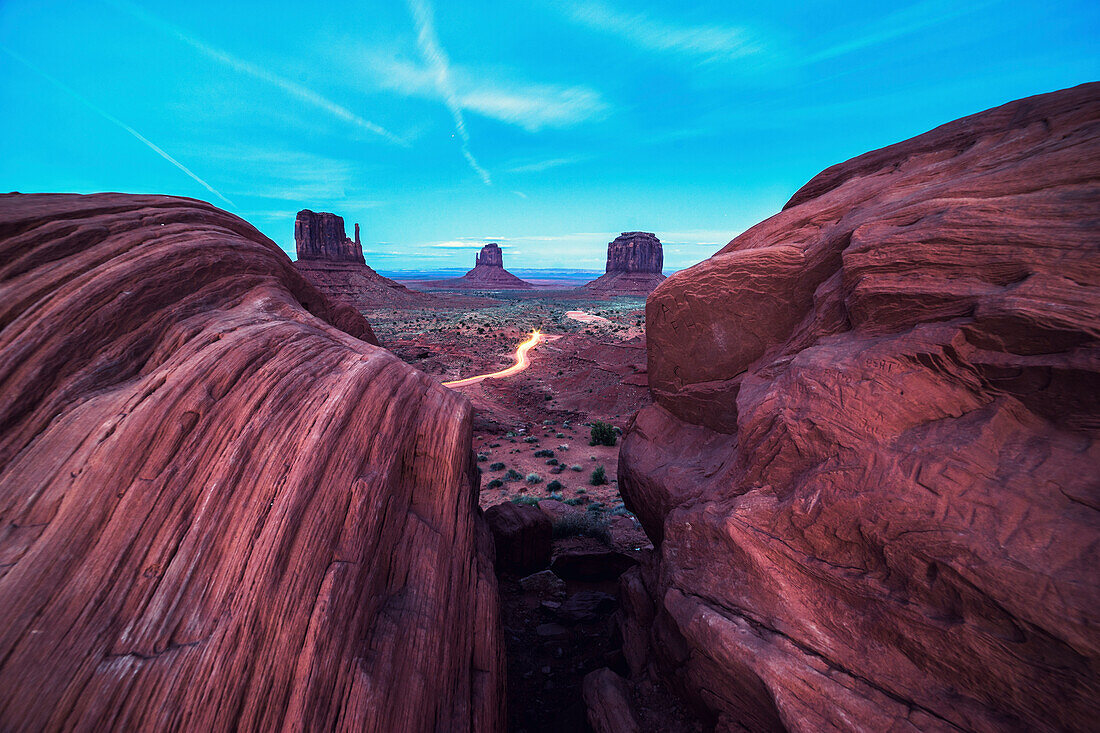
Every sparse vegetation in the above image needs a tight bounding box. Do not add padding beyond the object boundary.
[590,465,608,485]
[505,469,523,482]
[523,436,539,444]
[476,453,488,462]
[547,480,563,492]
[570,465,583,472]
[487,478,503,489]
[489,462,505,471]
[589,420,617,446]
[533,449,554,458]
[512,496,539,506]
[552,512,611,543]
[526,472,542,484]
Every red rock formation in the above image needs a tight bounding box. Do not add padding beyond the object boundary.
[293,209,432,309]
[0,193,504,731]
[294,209,364,263]
[477,242,505,268]
[584,233,665,294]
[442,243,534,290]
[618,83,1100,732]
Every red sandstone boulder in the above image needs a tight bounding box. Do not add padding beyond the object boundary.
[618,83,1100,731]
[0,193,504,731]
[583,667,642,733]
[485,501,552,574]
[584,232,666,295]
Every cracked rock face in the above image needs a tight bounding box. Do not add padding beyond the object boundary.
[0,193,504,731]
[618,83,1100,732]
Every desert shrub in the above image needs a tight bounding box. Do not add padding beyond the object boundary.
[487,478,504,489]
[523,436,539,444]
[590,465,608,486]
[556,433,566,439]
[505,431,516,438]
[563,497,584,506]
[587,502,606,512]
[511,495,539,506]
[610,504,633,517]
[558,444,569,451]
[490,443,501,448]
[549,466,564,474]
[542,420,554,425]
[589,421,617,446]
[526,473,542,484]
[552,513,611,544]
[577,488,587,495]
[570,465,583,472]
[547,480,563,492]
[548,492,564,501]
[533,449,554,458]
[505,469,523,482]
[476,453,488,462]
[489,462,505,471]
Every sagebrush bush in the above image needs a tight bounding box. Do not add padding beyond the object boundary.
[589,421,617,446]
[487,478,503,489]
[489,462,505,471]
[552,512,611,543]
[526,473,542,484]
[511,495,539,506]
[505,469,523,481]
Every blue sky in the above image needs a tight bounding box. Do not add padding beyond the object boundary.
[2,1,1097,271]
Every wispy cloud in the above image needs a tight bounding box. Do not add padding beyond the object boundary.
[428,238,513,249]
[563,1,764,63]
[109,0,405,145]
[505,155,591,173]
[804,0,998,65]
[404,0,491,185]
[0,43,234,208]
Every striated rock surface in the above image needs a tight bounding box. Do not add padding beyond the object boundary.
[618,83,1100,731]
[293,209,432,309]
[0,193,504,731]
[584,233,665,294]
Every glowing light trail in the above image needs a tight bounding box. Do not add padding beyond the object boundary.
[443,330,542,387]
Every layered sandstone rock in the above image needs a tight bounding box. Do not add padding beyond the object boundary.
[618,83,1100,731]
[0,193,504,731]
[584,232,665,294]
[293,209,431,309]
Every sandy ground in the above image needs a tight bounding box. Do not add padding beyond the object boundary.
[365,292,651,516]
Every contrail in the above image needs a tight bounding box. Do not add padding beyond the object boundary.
[0,43,235,208]
[405,0,492,185]
[110,0,406,147]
